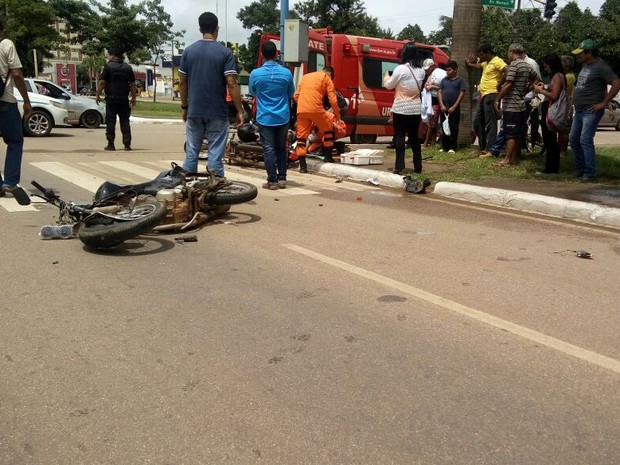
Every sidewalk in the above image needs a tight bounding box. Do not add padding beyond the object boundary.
[306,149,620,230]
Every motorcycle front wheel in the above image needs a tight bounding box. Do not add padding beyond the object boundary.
[78,196,167,249]
[204,181,258,206]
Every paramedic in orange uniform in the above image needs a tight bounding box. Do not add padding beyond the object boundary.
[294,66,340,172]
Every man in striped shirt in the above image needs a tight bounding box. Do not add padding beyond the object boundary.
[494,43,539,166]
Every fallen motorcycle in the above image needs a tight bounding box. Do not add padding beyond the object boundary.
[31,163,258,249]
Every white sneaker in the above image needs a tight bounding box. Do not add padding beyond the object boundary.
[438,149,444,152]
[448,149,455,154]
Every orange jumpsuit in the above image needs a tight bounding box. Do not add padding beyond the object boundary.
[293,71,340,158]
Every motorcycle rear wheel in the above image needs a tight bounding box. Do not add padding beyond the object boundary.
[78,196,167,249]
[204,181,258,206]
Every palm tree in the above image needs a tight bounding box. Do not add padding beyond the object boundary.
[450,0,482,147]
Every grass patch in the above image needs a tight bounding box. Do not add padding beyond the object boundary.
[133,101,182,119]
[397,145,620,185]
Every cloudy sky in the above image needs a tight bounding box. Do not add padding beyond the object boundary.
[154,0,608,47]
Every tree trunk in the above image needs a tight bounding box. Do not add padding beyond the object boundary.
[451,0,482,148]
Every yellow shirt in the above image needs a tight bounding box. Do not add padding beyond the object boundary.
[565,72,575,96]
[479,55,507,97]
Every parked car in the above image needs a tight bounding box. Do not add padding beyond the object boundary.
[12,88,69,137]
[24,78,106,128]
[598,99,620,130]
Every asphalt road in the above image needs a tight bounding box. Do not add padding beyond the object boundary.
[1,124,619,464]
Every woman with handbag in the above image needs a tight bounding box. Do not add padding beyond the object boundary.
[535,54,566,174]
[383,42,425,174]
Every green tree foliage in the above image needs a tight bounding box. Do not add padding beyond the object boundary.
[294,0,388,37]
[47,0,101,44]
[237,0,282,34]
[236,0,300,71]
[397,24,427,42]
[0,0,62,76]
[452,2,620,75]
[427,16,453,47]
[89,0,180,62]
[595,0,620,72]
[237,31,262,73]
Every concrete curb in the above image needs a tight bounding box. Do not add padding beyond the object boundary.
[308,158,406,189]
[433,182,620,229]
[130,116,183,124]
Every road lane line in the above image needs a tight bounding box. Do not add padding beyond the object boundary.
[284,244,620,375]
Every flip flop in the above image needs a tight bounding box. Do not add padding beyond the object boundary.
[3,185,31,205]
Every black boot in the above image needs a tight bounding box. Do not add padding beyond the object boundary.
[322,146,334,163]
[299,156,308,173]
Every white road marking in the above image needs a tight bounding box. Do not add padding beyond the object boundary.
[98,161,163,181]
[30,161,105,193]
[0,197,37,212]
[284,244,620,375]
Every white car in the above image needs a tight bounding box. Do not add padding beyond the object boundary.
[598,99,620,131]
[24,78,105,128]
[12,88,69,137]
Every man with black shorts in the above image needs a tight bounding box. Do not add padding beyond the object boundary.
[494,43,538,166]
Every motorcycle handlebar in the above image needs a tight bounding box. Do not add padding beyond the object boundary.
[31,180,56,200]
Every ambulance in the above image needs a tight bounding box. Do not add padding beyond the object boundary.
[259,28,449,143]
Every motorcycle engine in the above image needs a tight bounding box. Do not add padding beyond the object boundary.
[156,187,190,224]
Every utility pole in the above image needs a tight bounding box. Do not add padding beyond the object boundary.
[280,0,289,64]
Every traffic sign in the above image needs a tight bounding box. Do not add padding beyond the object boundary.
[482,0,516,9]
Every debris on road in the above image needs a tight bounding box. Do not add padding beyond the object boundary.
[175,235,198,243]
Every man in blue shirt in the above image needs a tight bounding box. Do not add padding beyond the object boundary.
[249,41,294,190]
[179,12,243,175]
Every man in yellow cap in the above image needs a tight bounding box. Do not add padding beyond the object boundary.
[570,39,620,182]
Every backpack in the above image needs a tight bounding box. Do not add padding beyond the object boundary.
[546,73,571,133]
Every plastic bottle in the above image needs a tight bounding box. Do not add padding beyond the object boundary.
[40,224,74,239]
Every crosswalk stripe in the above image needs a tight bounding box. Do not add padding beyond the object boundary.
[98,161,163,181]
[0,197,37,212]
[30,161,105,193]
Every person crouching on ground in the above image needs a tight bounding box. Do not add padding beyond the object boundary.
[294,66,341,172]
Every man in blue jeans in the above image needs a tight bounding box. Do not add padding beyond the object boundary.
[570,39,620,182]
[179,12,244,175]
[0,19,31,205]
[249,41,294,190]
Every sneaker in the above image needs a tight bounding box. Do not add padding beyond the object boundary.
[124,146,132,151]
[448,149,455,154]
[1,185,31,205]
[438,149,444,152]
[277,180,287,189]
[262,182,279,190]
[577,175,597,183]
[104,145,116,151]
